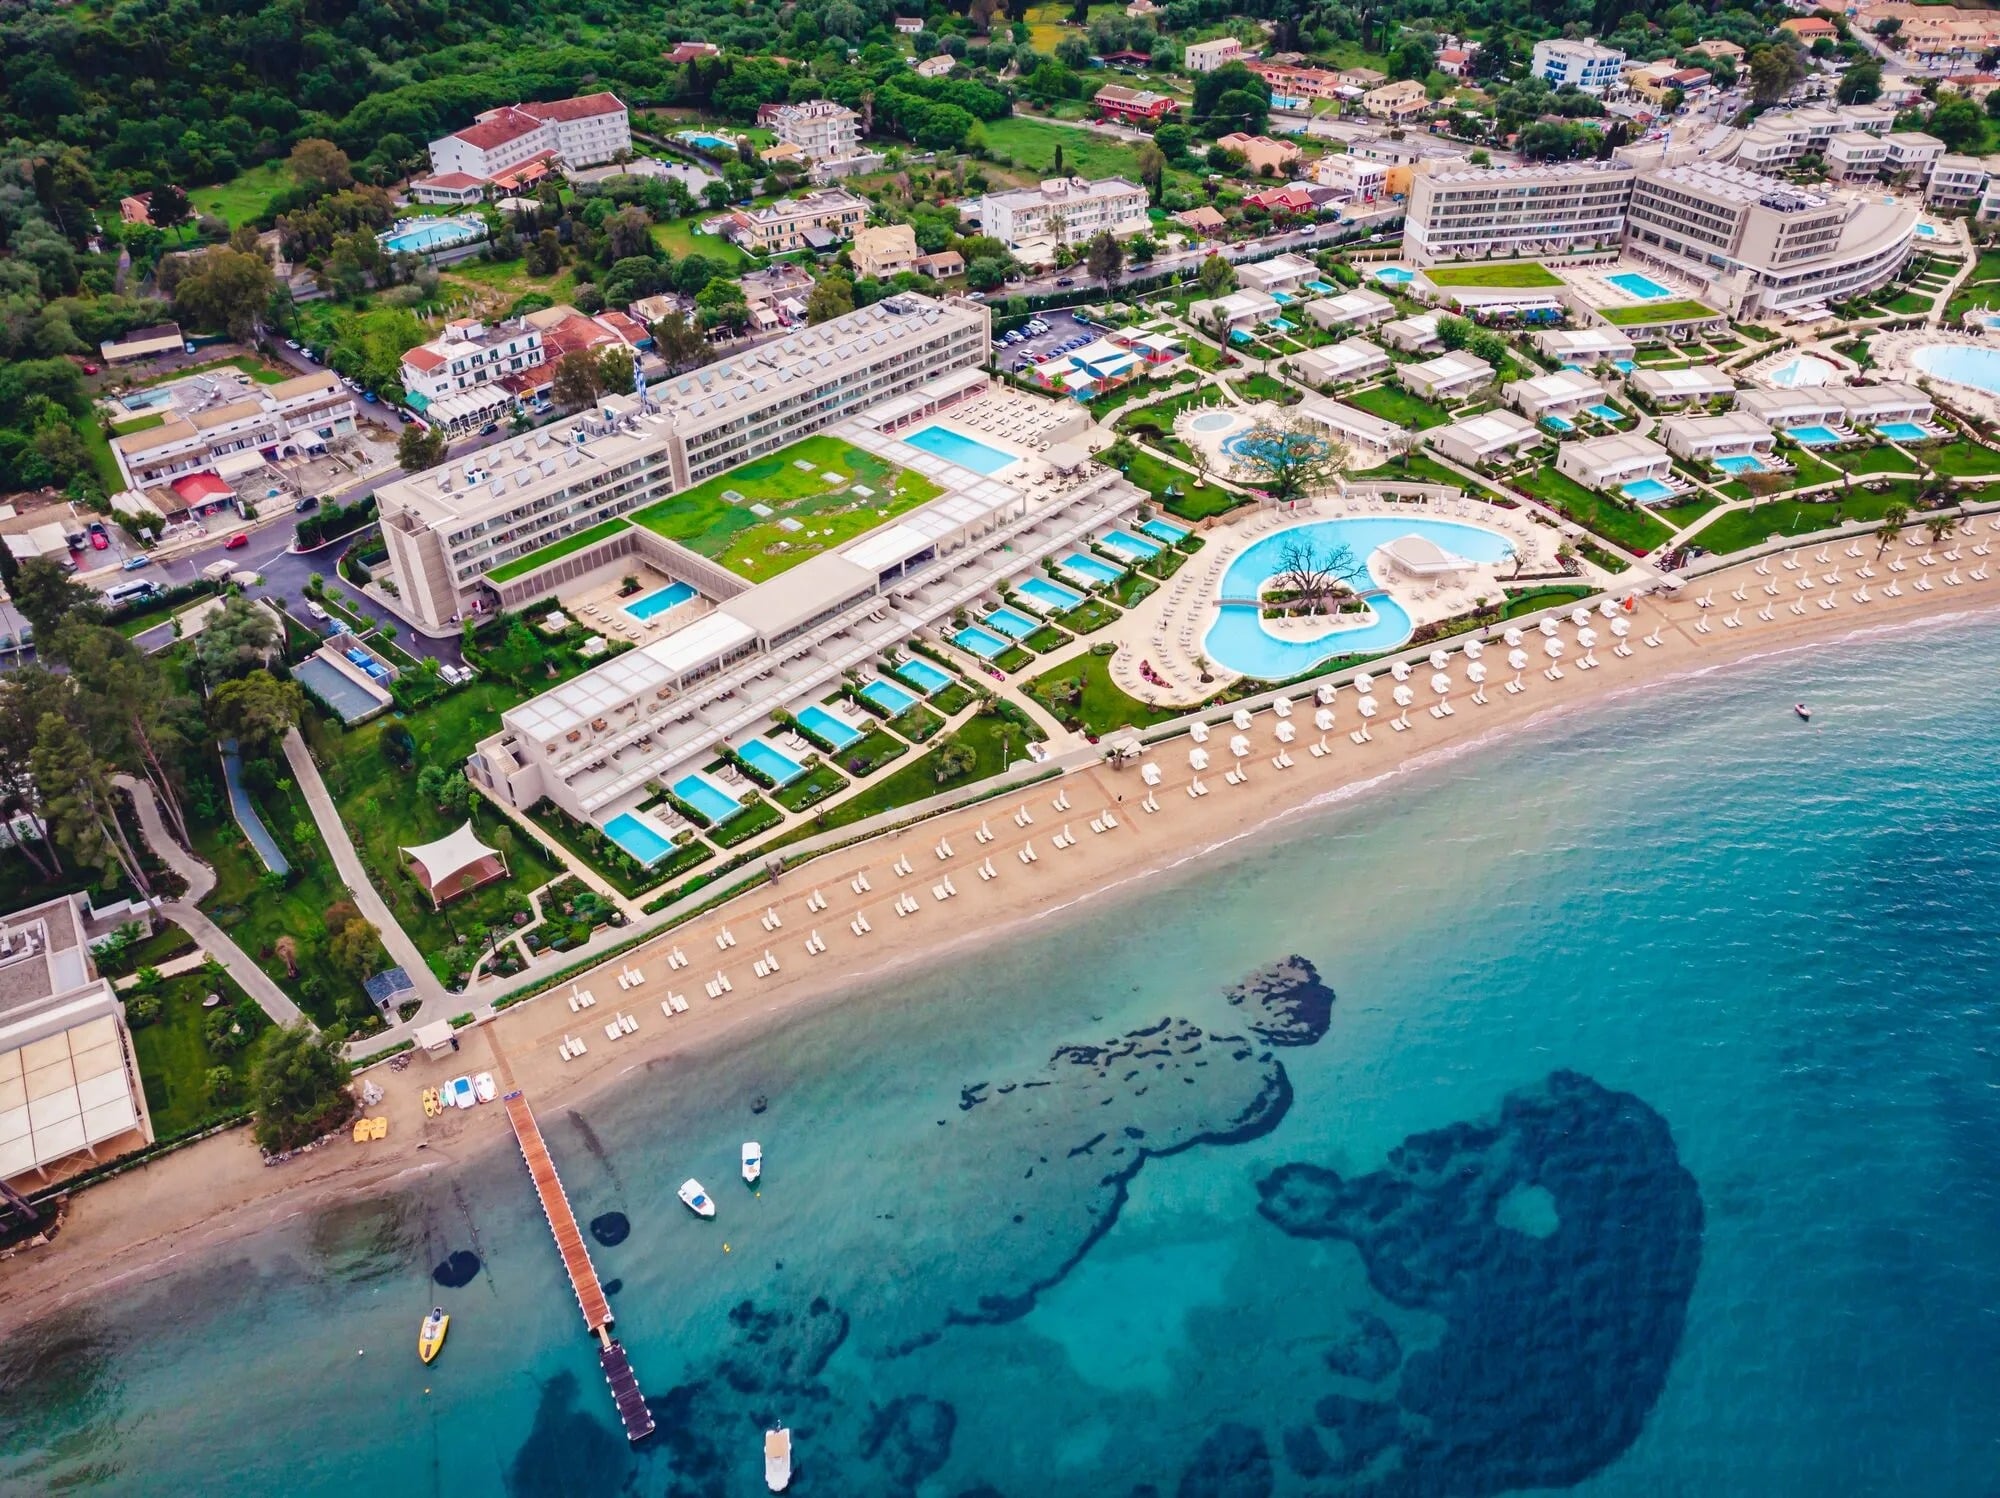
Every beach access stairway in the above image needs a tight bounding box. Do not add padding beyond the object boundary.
[502,1088,656,1443]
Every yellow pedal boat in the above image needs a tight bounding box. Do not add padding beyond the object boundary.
[418,1306,449,1364]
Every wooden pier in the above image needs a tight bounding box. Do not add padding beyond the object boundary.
[503,1089,656,1443]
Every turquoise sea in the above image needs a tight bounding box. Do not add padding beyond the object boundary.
[6,614,2000,1496]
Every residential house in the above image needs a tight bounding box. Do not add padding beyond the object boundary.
[1247,62,1345,101]
[894,15,924,33]
[1534,327,1637,365]
[1436,48,1471,78]
[99,322,184,364]
[1505,368,1609,422]
[1361,80,1432,124]
[1316,154,1390,202]
[1689,39,1746,61]
[913,251,964,279]
[1093,85,1180,125]
[1829,383,1933,426]
[1236,252,1318,294]
[1183,37,1247,72]
[1397,350,1493,401]
[1173,205,1228,236]
[1244,184,1317,214]
[1736,388,1848,430]
[1185,288,1282,332]
[665,41,721,62]
[1380,310,1444,352]
[1779,16,1838,42]
[1660,411,1776,462]
[1302,288,1394,330]
[1554,432,1672,491]
[760,100,861,161]
[914,55,956,78]
[1216,132,1302,176]
[726,188,868,253]
[1284,338,1390,387]
[118,191,158,226]
[1424,409,1542,467]
[1628,366,1736,405]
[1336,67,1386,89]
[852,223,921,279]
[970,177,1149,251]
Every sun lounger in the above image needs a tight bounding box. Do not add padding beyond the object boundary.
[807,890,828,912]
[978,861,996,881]
[605,1021,624,1041]
[1818,594,1836,610]
[705,978,722,998]
[578,990,596,1008]
[754,958,771,978]
[716,928,736,950]
[617,973,631,990]
[559,1041,574,1061]
[568,994,581,1012]
[935,838,953,860]
[1014,806,1033,828]
[851,915,870,937]
[1053,789,1071,812]
[975,821,994,844]
[1020,841,1039,864]
[805,932,826,955]
[761,911,778,932]
[1089,816,1106,834]
[1141,792,1160,813]
[620,1013,637,1035]
[628,967,644,984]
[569,1036,587,1055]
[851,873,872,894]
[716,972,733,994]
[892,854,915,877]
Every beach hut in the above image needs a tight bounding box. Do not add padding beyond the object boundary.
[401,821,509,910]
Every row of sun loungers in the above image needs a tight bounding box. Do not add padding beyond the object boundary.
[603,1012,638,1041]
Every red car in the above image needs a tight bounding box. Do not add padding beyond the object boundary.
[224,533,249,550]
[88,531,108,550]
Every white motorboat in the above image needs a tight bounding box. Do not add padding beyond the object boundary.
[473,1072,497,1104]
[764,1426,792,1491]
[742,1142,761,1185]
[678,1178,715,1218]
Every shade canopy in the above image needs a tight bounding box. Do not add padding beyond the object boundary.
[1465,639,1485,660]
[1232,709,1253,730]
[1358,695,1379,717]
[402,821,507,908]
[1467,662,1487,683]
[1429,650,1449,670]
[1314,707,1335,731]
[1430,672,1451,694]
[1503,628,1523,648]
[1392,685,1413,706]
[1508,649,1529,670]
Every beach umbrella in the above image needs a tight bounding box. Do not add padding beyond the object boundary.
[1232,708,1253,731]
[1189,746,1210,771]
[1570,607,1591,628]
[1354,672,1375,694]
[1467,661,1487,685]
[1577,627,1597,650]
[1314,707,1335,732]
[1315,683,1337,705]
[1599,598,1619,619]
[1538,617,1559,637]
[1544,636,1565,661]
[1464,639,1485,660]
[1229,733,1251,758]
[1190,721,1210,743]
[1357,694,1379,721]
[1391,660,1412,682]
[1610,617,1631,639]
[1503,627,1524,648]
[1430,671,1452,699]
[1508,648,1529,671]
[1275,720,1297,743]
[1428,649,1450,671]
[1272,695,1293,717]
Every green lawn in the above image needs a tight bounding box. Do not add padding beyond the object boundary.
[1500,584,1595,619]
[1026,648,1183,735]
[1423,262,1561,289]
[1349,384,1452,429]
[1231,372,1292,403]
[649,219,753,269]
[191,161,297,228]
[1113,446,1206,511]
[1916,440,2000,477]
[629,434,942,581]
[1826,446,1922,476]
[710,795,785,848]
[130,968,268,1138]
[771,762,848,814]
[827,725,909,778]
[981,115,1155,183]
[1692,487,1916,554]
[487,519,631,583]
[1517,465,1674,555]
[1718,449,1844,500]
[1370,451,1468,488]
[1655,495,1723,531]
[1873,290,1934,315]
[109,412,166,437]
[1599,300,1721,327]
[80,415,125,494]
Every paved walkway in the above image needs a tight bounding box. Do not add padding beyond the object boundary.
[112,948,210,989]
[281,728,452,1019]
[113,774,307,1028]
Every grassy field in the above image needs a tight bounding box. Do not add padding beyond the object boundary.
[109,412,166,436]
[1370,451,1470,488]
[796,707,1044,836]
[130,968,268,1138]
[980,116,1155,184]
[1517,465,1674,554]
[630,434,943,580]
[1599,300,1721,327]
[650,220,752,269]
[1423,263,1560,289]
[1918,440,2000,477]
[190,161,297,228]
[1826,446,1922,476]
[1348,384,1452,429]
[1692,486,1917,554]
[437,257,581,314]
[488,519,632,583]
[1026,649,1183,736]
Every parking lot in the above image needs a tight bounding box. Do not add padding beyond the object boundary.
[994,310,1102,376]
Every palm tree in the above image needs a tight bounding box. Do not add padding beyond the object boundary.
[1924,511,1957,547]
[1875,501,1909,558]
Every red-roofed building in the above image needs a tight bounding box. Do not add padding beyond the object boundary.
[426,93,630,186]
[593,309,653,348]
[1245,184,1316,214]
[541,314,620,361]
[1248,61,1345,101]
[1437,48,1471,77]
[171,472,235,508]
[1093,84,1180,124]
[409,172,489,206]
[666,41,722,63]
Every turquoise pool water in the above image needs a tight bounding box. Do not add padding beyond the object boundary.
[1763,356,1836,388]
[1587,403,1625,422]
[670,772,741,823]
[602,811,675,866]
[1545,415,1575,433]
[1609,271,1673,299]
[1715,454,1766,474]
[624,580,695,621]
[1016,576,1085,614]
[1875,421,1929,441]
[1268,317,1296,333]
[1374,266,1413,283]
[796,704,862,749]
[1058,553,1124,586]
[1141,518,1190,544]
[1787,425,1843,445]
[860,678,918,715]
[902,425,1016,476]
[1911,344,2000,396]
[953,624,1012,658]
[1203,517,1513,679]
[678,131,733,150]
[20,621,2000,1496]
[738,737,807,785]
[1624,477,1675,501]
[1270,291,1295,305]
[1099,529,1163,561]
[891,657,954,694]
[379,217,481,255]
[1305,279,1337,293]
[982,606,1039,639]
[1614,359,1637,372]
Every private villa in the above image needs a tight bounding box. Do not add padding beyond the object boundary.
[1284,338,1390,388]
[1556,432,1673,492]
[1302,289,1396,332]
[1660,410,1778,462]
[1535,327,1637,365]
[1628,366,1737,406]
[1397,350,1494,401]
[1424,409,1543,467]
[1505,368,1609,423]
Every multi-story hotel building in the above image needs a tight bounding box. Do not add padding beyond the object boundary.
[725,189,869,253]
[1182,37,1247,72]
[760,100,861,160]
[1532,38,1626,93]
[971,177,1150,250]
[109,372,356,489]
[421,94,630,189]
[1404,161,1637,265]
[375,294,993,633]
[398,318,547,434]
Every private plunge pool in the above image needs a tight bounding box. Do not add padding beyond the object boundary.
[889,656,954,694]
[952,623,1013,658]
[1057,553,1125,587]
[1203,517,1514,680]
[603,810,678,866]
[670,773,742,824]
[736,736,807,786]
[859,678,918,716]
[1014,575,1086,615]
[795,704,862,750]
[982,605,1040,639]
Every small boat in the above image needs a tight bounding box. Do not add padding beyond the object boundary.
[679,1179,715,1218]
[418,1306,449,1364]
[764,1426,792,1491]
[473,1072,497,1104]
[742,1142,762,1185]
[1794,702,1811,722]
[422,1087,440,1118]
[446,1076,474,1109]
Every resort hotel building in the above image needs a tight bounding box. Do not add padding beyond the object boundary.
[968,177,1150,254]
[375,294,994,635]
[1403,161,1636,265]
[108,370,356,490]
[415,93,631,201]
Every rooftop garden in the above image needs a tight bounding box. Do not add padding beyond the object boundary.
[1424,262,1562,289]
[486,518,632,583]
[1598,300,1720,327]
[629,434,943,581]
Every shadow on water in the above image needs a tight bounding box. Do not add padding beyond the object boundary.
[0,1308,123,1493]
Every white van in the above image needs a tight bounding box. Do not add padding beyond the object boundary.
[305,601,328,621]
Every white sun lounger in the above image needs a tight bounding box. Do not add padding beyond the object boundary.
[605,1021,624,1041]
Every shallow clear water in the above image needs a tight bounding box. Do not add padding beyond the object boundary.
[736,738,805,786]
[900,425,1016,476]
[889,658,952,695]
[670,772,741,823]
[625,581,696,621]
[602,811,675,865]
[1910,345,2000,397]
[9,617,2000,1496]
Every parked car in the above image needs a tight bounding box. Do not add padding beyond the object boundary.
[478,421,498,435]
[88,531,108,550]
[303,350,321,363]
[362,391,378,403]
[183,342,197,354]
[293,496,318,513]
[224,533,249,550]
[284,339,301,350]
[396,408,415,423]
[1055,277,1074,288]
[81,363,98,375]
[120,554,152,571]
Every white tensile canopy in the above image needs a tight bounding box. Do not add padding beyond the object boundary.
[402,821,508,909]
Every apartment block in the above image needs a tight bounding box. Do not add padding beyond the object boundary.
[1825,131,1889,183]
[759,100,862,160]
[424,93,629,188]
[971,177,1150,251]
[1532,38,1626,93]
[1926,154,1988,208]
[1247,62,1345,101]
[1361,80,1431,122]
[1183,37,1247,72]
[109,372,356,489]
[727,189,869,253]
[1883,131,1946,180]
[1404,161,1636,265]
[399,318,546,433]
[375,295,992,633]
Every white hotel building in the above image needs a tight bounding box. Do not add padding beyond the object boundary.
[108,371,356,489]
[420,93,631,194]
[1403,161,1636,266]
[971,177,1151,252]
[376,295,993,634]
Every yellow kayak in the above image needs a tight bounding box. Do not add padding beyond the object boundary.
[419,1307,449,1365]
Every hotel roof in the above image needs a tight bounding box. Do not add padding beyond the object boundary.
[1442,409,1539,444]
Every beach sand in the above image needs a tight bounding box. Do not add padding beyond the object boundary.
[5,530,1997,1333]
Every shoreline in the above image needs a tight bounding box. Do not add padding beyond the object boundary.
[7,534,2000,1337]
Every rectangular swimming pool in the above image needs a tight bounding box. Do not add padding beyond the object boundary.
[1714,454,1766,474]
[1544,415,1575,433]
[670,773,742,824]
[1098,529,1163,561]
[380,218,481,255]
[1058,553,1125,586]
[1786,425,1843,445]
[1609,271,1672,300]
[1374,267,1413,285]
[1141,518,1190,545]
[1270,291,1295,304]
[603,811,676,866]
[737,737,807,785]
[983,606,1040,639]
[901,425,1016,476]
[1305,280,1337,294]
[1586,403,1625,422]
[860,678,918,715]
[1613,359,1637,373]
[796,704,862,749]
[953,624,1012,658]
[1876,421,1929,441]
[624,580,695,621]
[890,657,954,694]
[1622,477,1675,502]
[1015,576,1085,615]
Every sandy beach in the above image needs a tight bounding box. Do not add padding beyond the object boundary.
[6,525,2000,1335]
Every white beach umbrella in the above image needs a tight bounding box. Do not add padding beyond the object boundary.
[1229,733,1251,758]
[1503,628,1524,649]
[1466,661,1488,685]
[1464,638,1485,660]
[1507,648,1529,672]
[1610,617,1631,639]
[1232,708,1253,731]
[1430,671,1452,698]
[1354,672,1375,694]
[1544,636,1565,660]
[1391,660,1412,682]
[1314,706,1335,732]
[1275,720,1297,743]
[1428,649,1450,671]
[1539,617,1559,637]
[1357,694,1379,720]
[1189,746,1210,771]
[1577,627,1597,650]
[1315,683,1337,705]
[1569,607,1591,628]
[1272,695,1293,717]
[1392,683,1414,708]
[1191,721,1210,743]
[1599,598,1620,619]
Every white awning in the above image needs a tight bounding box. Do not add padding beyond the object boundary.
[401,820,500,891]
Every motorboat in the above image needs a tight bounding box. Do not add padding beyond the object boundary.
[679,1179,715,1218]
[418,1306,449,1364]
[473,1073,497,1104]
[742,1142,761,1185]
[764,1426,792,1491]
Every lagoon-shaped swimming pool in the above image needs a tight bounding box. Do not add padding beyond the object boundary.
[1203,518,1514,680]
[1910,344,2000,396]
[1761,355,1837,389]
